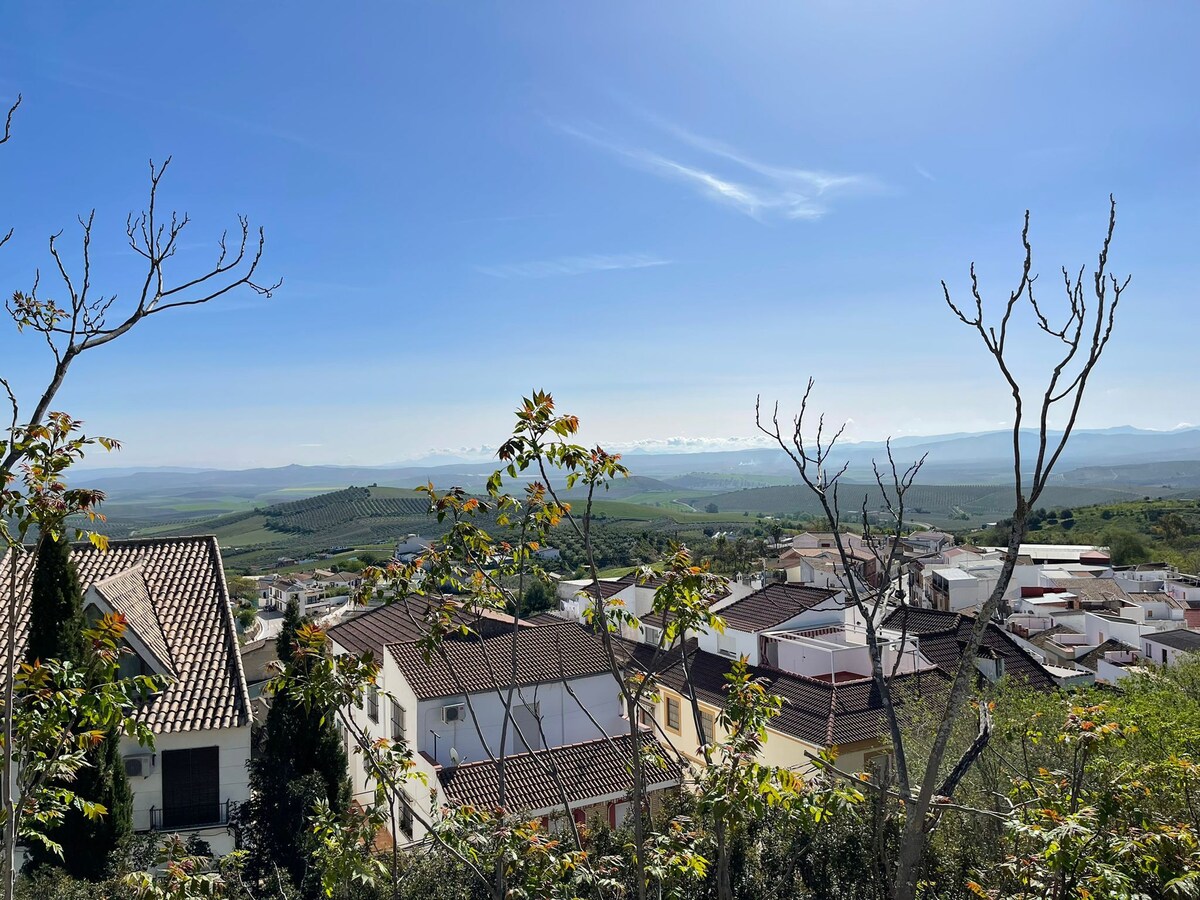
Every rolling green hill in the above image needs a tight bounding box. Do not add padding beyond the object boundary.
[122,485,755,573]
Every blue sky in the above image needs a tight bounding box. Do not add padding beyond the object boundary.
[0,2,1196,468]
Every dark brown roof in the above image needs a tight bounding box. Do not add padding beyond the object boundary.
[648,644,949,747]
[717,583,841,632]
[1,537,250,733]
[1026,624,1076,652]
[388,618,615,700]
[438,732,680,814]
[327,596,511,657]
[1075,638,1136,672]
[578,580,630,600]
[882,607,1057,692]
[1145,629,1200,652]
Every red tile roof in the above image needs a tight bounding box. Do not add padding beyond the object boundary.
[388,617,615,700]
[1,537,250,733]
[438,732,680,814]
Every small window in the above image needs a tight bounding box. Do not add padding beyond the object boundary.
[367,684,379,723]
[699,710,714,744]
[400,789,414,837]
[716,634,738,659]
[643,625,663,646]
[1163,648,1168,664]
[390,699,406,743]
[666,696,681,732]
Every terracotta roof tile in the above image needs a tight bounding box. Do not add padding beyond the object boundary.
[91,565,176,677]
[717,583,841,632]
[388,618,614,700]
[438,732,680,814]
[882,607,1057,692]
[1,536,250,733]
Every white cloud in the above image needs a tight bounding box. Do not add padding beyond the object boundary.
[607,435,779,454]
[559,120,875,222]
[914,164,936,182]
[476,252,671,279]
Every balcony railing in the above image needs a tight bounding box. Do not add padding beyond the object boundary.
[147,799,237,831]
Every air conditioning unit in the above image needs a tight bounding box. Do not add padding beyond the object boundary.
[123,754,154,779]
[441,703,466,724]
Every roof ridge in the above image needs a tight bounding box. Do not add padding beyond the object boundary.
[209,536,252,730]
[91,559,147,588]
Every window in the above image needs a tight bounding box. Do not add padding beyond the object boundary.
[716,634,738,659]
[161,747,220,829]
[699,710,714,744]
[117,649,151,680]
[390,699,406,743]
[367,684,379,722]
[1164,648,1168,663]
[642,624,663,646]
[400,789,414,837]
[666,696,681,732]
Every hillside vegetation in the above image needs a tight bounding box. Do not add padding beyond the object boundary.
[694,482,1162,528]
[969,497,1200,571]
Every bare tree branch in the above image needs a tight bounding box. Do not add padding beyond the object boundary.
[888,197,1127,900]
[1,159,281,474]
[0,95,18,146]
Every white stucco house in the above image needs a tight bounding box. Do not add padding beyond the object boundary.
[1142,628,1200,667]
[2,536,253,856]
[327,600,674,844]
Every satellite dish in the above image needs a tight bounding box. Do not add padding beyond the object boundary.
[449,747,461,766]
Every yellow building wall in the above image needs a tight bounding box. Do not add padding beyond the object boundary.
[653,686,886,782]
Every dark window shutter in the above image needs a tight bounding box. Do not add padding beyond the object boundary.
[162,746,220,828]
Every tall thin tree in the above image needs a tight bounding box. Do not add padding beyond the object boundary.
[23,535,133,879]
[241,599,351,897]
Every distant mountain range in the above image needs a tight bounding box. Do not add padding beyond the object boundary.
[76,426,1200,503]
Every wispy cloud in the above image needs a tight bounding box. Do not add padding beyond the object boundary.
[476,252,671,279]
[914,163,936,182]
[559,120,876,222]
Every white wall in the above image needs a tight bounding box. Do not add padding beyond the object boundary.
[1143,637,1194,666]
[120,725,251,857]
[1082,611,1142,647]
[417,672,625,768]
[334,633,629,844]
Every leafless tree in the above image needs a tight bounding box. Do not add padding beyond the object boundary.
[0,95,279,900]
[757,197,1127,900]
[1,153,281,473]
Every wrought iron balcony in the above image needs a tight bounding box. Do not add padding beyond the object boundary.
[146,799,237,831]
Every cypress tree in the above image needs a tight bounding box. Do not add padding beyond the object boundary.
[242,599,351,896]
[24,535,134,879]
[25,534,86,665]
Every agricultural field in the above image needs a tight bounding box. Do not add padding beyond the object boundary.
[691,482,1160,529]
[76,484,766,574]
